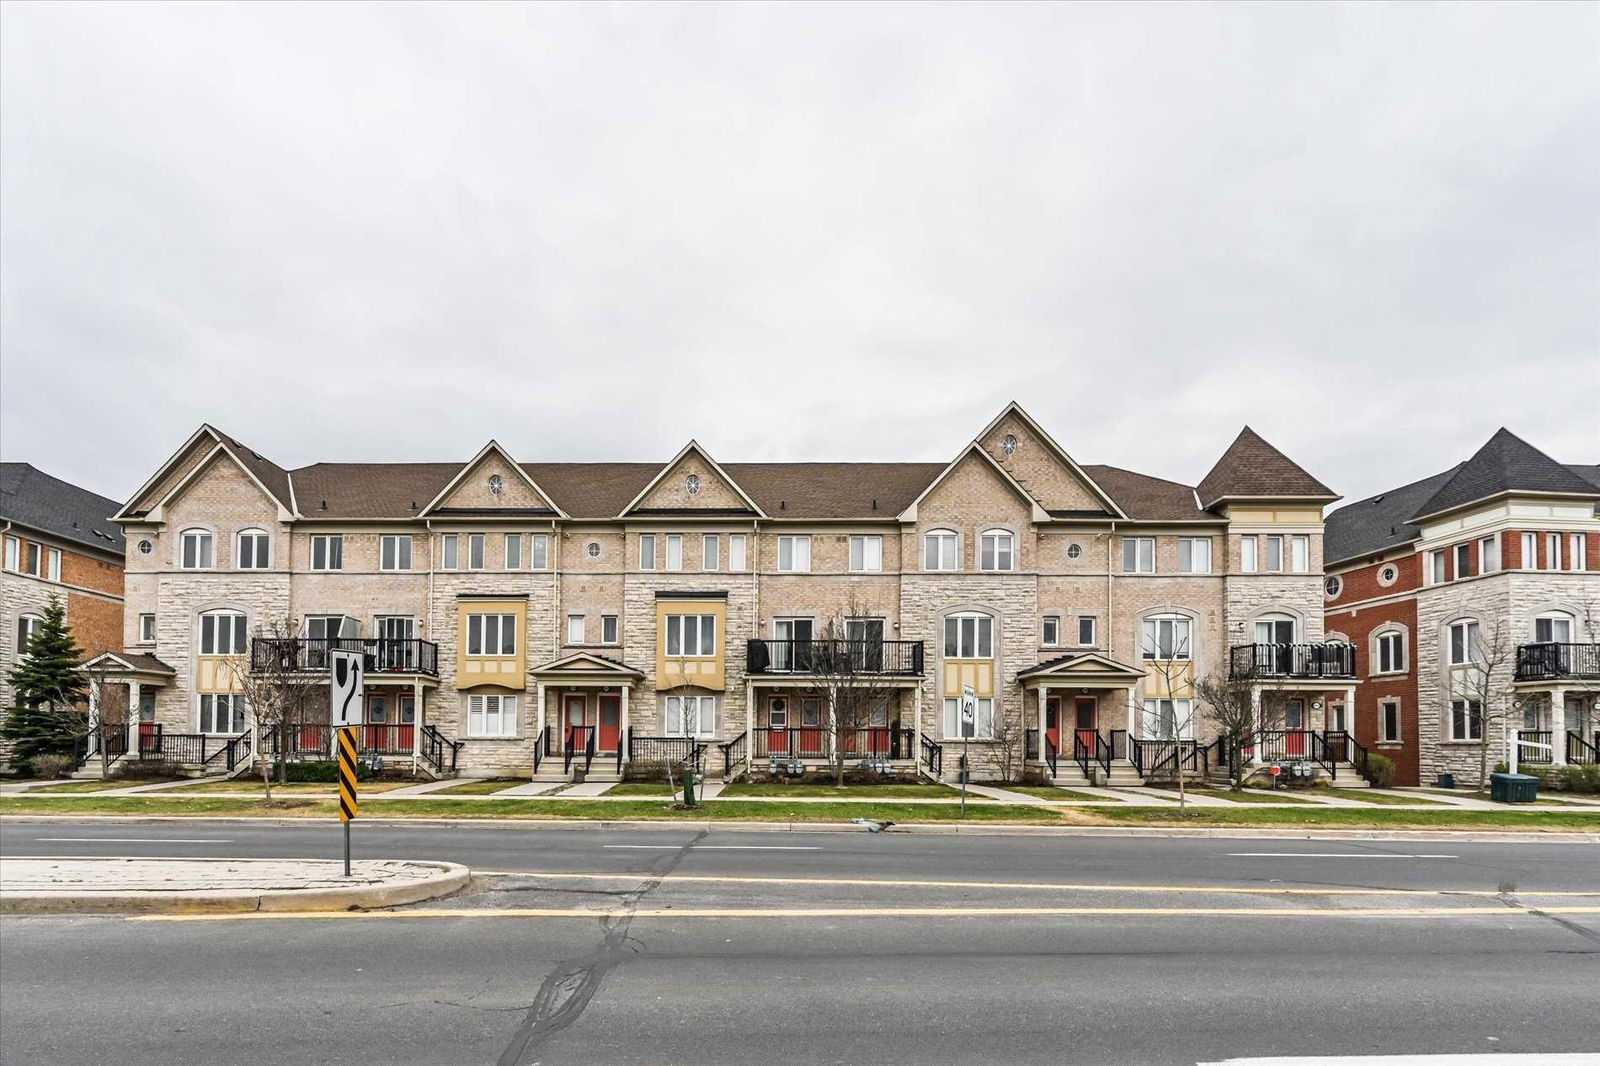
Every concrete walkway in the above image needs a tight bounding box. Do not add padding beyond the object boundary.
[0,857,469,914]
[961,783,1051,805]
[1367,788,1500,809]
[379,779,467,798]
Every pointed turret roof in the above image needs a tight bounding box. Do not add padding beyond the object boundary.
[1195,427,1337,510]
[1410,428,1600,522]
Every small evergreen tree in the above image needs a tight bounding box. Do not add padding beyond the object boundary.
[2,596,89,768]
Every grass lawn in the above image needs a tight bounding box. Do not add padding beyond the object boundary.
[154,779,416,794]
[430,778,525,795]
[31,777,181,794]
[1000,785,1109,802]
[1148,787,1311,805]
[1309,787,1449,806]
[606,782,680,796]
[1414,787,1573,807]
[1092,805,1600,830]
[720,782,982,800]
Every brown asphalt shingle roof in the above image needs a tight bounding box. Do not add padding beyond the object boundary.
[1079,466,1214,521]
[1195,427,1337,509]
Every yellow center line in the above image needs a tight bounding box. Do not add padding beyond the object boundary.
[468,870,1600,898]
[133,904,1600,923]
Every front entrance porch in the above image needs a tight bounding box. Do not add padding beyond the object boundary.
[741,680,923,780]
[1019,652,1146,787]
[1509,683,1600,768]
[532,653,645,781]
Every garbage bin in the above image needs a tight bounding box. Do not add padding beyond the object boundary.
[1490,772,1539,804]
[1434,773,1455,789]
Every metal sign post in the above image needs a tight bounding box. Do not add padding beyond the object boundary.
[330,650,364,878]
[960,684,976,818]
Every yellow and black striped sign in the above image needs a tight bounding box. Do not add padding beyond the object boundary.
[337,726,359,822]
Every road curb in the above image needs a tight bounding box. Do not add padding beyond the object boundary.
[2,813,1596,843]
[0,859,470,915]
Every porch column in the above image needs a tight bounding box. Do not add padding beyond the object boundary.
[1550,688,1567,766]
[1038,686,1048,752]
[536,682,547,744]
[912,683,922,761]
[1125,685,1138,736]
[412,679,423,775]
[619,685,630,765]
[1344,686,1356,735]
[126,681,142,755]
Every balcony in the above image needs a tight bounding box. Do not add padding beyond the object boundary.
[249,637,440,677]
[745,639,924,677]
[1515,642,1600,682]
[1229,642,1356,681]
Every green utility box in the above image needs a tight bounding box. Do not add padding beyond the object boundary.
[1490,772,1539,804]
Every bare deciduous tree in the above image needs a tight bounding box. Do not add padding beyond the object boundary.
[224,615,325,802]
[1450,618,1514,792]
[1194,674,1281,791]
[1140,635,1197,810]
[804,595,903,786]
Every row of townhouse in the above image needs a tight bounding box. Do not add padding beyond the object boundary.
[82,403,1353,784]
[1321,430,1600,787]
[1,464,126,765]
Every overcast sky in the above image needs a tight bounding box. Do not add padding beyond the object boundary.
[2,2,1596,509]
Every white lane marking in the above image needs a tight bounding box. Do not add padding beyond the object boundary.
[34,837,234,844]
[1226,852,1457,859]
[1201,1055,1599,1065]
[601,843,821,851]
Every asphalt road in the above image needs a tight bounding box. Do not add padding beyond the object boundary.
[3,819,1599,1065]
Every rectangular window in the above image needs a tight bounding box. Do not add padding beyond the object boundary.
[381,535,413,572]
[504,534,522,570]
[530,533,549,569]
[1141,698,1194,740]
[467,533,485,570]
[466,613,516,656]
[924,531,959,571]
[1078,616,1097,646]
[139,613,157,643]
[849,535,883,572]
[1178,538,1211,574]
[311,535,343,571]
[1454,542,1472,579]
[1141,616,1192,660]
[441,534,459,570]
[665,614,717,657]
[1426,549,1446,585]
[665,694,716,737]
[1448,620,1481,665]
[639,534,657,571]
[3,536,17,571]
[1121,537,1155,573]
[1547,533,1562,571]
[778,535,811,572]
[1265,535,1284,573]
[1377,631,1405,674]
[942,696,994,740]
[1573,533,1588,571]
[980,530,1014,571]
[728,534,747,571]
[181,530,214,569]
[23,541,41,575]
[1041,616,1060,646]
[942,615,993,658]
[566,614,585,644]
[44,547,60,581]
[1240,536,1258,573]
[1480,535,1499,574]
[665,534,683,571]
[1450,698,1483,741]
[1379,699,1401,743]
[601,614,618,644]
[198,693,245,734]
[198,613,247,655]
[703,534,720,571]
[1290,535,1309,573]
[1521,532,1538,569]
[467,693,518,739]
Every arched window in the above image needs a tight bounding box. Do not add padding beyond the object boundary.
[923,529,959,571]
[1446,619,1481,666]
[236,528,271,569]
[979,529,1014,572]
[1142,614,1192,661]
[15,612,43,656]
[1371,626,1407,675]
[180,528,214,569]
[198,610,248,655]
[943,612,993,659]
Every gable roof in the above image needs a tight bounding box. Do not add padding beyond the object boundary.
[1196,427,1337,510]
[616,441,767,519]
[1323,465,1461,566]
[1016,651,1145,681]
[0,463,126,556]
[975,402,1128,519]
[1410,428,1600,522]
[209,427,295,514]
[419,440,567,519]
[897,443,1050,524]
[1079,465,1216,522]
[116,425,295,520]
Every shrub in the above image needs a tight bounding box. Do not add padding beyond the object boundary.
[30,752,76,779]
[1361,752,1396,788]
[279,760,376,782]
[1556,764,1600,794]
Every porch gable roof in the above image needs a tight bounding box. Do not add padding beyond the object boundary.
[531,652,645,680]
[1017,651,1145,685]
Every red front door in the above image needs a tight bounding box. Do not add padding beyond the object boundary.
[1074,697,1097,754]
[597,695,621,753]
[1044,697,1062,754]
[564,693,589,752]
[1285,700,1307,756]
[768,698,789,753]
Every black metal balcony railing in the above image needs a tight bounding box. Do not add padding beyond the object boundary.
[1514,642,1600,682]
[745,639,924,677]
[1228,642,1356,681]
[249,637,439,677]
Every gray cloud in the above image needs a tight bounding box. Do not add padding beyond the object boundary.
[2,1,1595,505]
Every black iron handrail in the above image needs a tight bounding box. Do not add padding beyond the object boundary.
[1516,729,1555,764]
[919,735,943,777]
[1567,730,1600,766]
[1228,642,1356,680]
[532,727,546,775]
[718,730,748,778]
[249,636,440,677]
[419,725,461,776]
[1043,734,1058,778]
[1072,731,1093,779]
[1515,642,1600,681]
[629,734,703,769]
[1132,738,1201,777]
[745,638,924,676]
[564,726,594,775]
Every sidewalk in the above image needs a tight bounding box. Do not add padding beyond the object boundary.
[0,857,469,914]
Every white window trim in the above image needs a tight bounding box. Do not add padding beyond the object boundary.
[1178,537,1212,574]
[849,535,883,573]
[1240,535,1258,573]
[1290,535,1309,574]
[179,528,215,570]
[665,694,717,738]
[1041,615,1060,647]
[942,695,995,740]
[601,614,619,645]
[1546,532,1562,571]
[466,693,519,739]
[1572,533,1588,572]
[1264,535,1284,573]
[639,533,657,571]
[727,534,747,572]
[1373,628,1407,675]
[236,528,271,570]
[1077,615,1097,647]
[466,613,517,657]
[197,692,246,735]
[139,613,157,643]
[381,534,414,572]
[923,529,960,572]
[310,534,343,571]
[664,614,717,658]
[504,533,522,571]
[467,533,486,571]
[942,612,995,659]
[440,533,460,571]
[1448,697,1483,742]
[197,610,248,656]
[665,534,684,572]
[979,528,1016,572]
[1521,532,1538,570]
[46,547,61,582]
[1141,614,1193,661]
[1446,619,1481,666]
[776,535,812,573]
[1378,698,1402,744]
[1425,549,1446,586]
[1122,537,1156,574]
[1479,535,1500,574]
[703,534,720,571]
[530,533,550,570]
[15,612,43,656]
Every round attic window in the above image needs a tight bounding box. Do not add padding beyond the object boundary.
[586,541,601,559]
[1001,434,1018,456]
[138,540,153,555]
[686,474,701,495]
[1325,576,1343,598]
[488,474,504,496]
[1066,543,1083,560]
[1378,564,1399,586]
